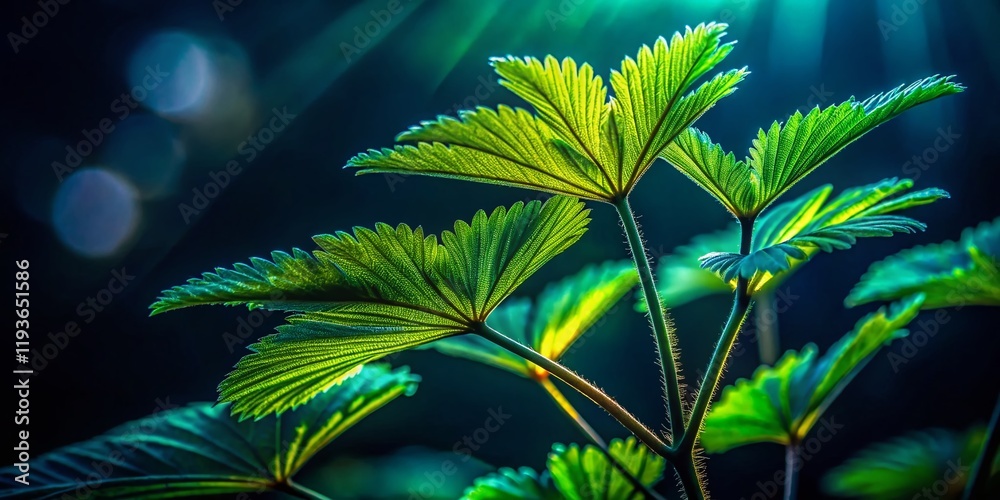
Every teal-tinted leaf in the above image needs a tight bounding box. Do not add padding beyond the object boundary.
[701,295,924,452]
[0,365,418,499]
[349,23,744,202]
[427,261,637,379]
[547,437,666,499]
[847,216,1000,308]
[154,197,588,419]
[463,467,562,500]
[649,179,947,306]
[699,178,947,292]
[824,427,998,499]
[662,77,963,218]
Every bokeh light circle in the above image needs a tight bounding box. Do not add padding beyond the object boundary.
[127,31,215,120]
[52,168,141,258]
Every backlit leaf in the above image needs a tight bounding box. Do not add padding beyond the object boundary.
[153,197,589,418]
[663,76,963,218]
[427,261,637,379]
[547,437,666,499]
[348,23,745,202]
[701,295,924,452]
[648,179,946,307]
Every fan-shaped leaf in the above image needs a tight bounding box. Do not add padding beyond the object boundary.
[847,216,1000,308]
[662,76,962,218]
[463,467,561,500]
[0,364,417,499]
[348,23,744,202]
[824,427,998,499]
[547,437,666,499]
[427,261,637,379]
[648,179,947,307]
[153,197,589,419]
[349,107,613,200]
[701,295,924,452]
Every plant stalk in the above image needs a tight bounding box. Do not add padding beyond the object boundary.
[539,377,665,500]
[784,443,800,500]
[963,391,1000,500]
[613,196,686,440]
[478,324,670,455]
[277,479,331,500]
[677,217,755,455]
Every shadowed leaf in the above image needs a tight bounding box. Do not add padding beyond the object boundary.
[463,467,561,500]
[847,216,1000,308]
[0,365,418,499]
[701,295,924,452]
[824,427,999,499]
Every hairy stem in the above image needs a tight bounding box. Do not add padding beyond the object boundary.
[784,443,800,500]
[614,196,686,440]
[478,324,670,455]
[963,391,1000,500]
[539,377,665,500]
[755,291,780,365]
[672,219,753,498]
[276,480,331,500]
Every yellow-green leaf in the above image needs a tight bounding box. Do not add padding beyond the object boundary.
[348,23,744,202]
[547,437,666,499]
[663,76,963,218]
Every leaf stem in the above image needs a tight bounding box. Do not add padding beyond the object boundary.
[963,391,1000,500]
[675,218,754,469]
[613,196,686,440]
[784,443,800,500]
[478,324,670,455]
[276,480,332,500]
[539,377,665,500]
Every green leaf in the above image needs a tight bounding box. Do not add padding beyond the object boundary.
[648,179,947,306]
[547,437,666,499]
[0,364,418,499]
[348,23,744,202]
[701,295,925,452]
[824,427,998,499]
[149,247,354,315]
[427,261,637,379]
[463,467,562,500]
[609,22,748,194]
[847,216,1000,309]
[154,197,589,419]
[662,76,963,218]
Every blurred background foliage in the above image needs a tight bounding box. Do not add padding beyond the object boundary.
[2,0,999,497]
